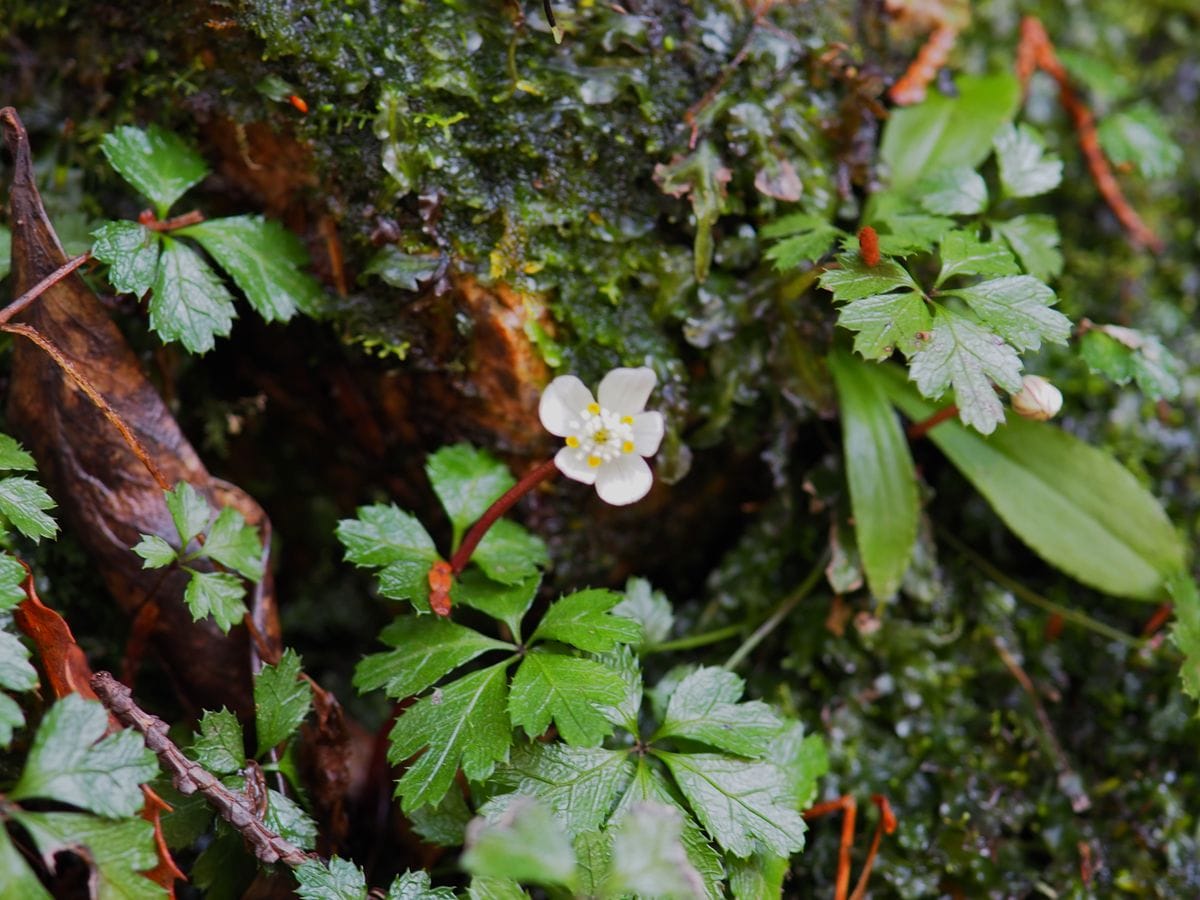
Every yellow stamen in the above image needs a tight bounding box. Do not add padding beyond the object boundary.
[622,441,635,453]
[621,415,633,425]
[588,456,601,468]
[566,436,579,448]
[587,402,600,415]
[594,429,609,443]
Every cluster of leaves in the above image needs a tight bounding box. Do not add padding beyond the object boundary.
[329,447,827,897]
[158,651,317,896]
[0,434,57,542]
[91,125,325,353]
[132,482,264,632]
[0,693,162,898]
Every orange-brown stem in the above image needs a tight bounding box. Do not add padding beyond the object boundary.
[906,404,958,440]
[450,457,559,574]
[138,209,206,232]
[0,251,91,326]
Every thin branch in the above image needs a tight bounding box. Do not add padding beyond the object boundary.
[0,251,92,326]
[137,209,206,232]
[91,671,313,868]
[906,403,958,440]
[2,322,171,491]
[724,548,829,670]
[449,457,559,574]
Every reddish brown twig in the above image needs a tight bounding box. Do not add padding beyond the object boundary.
[906,403,958,440]
[0,251,92,326]
[803,793,896,900]
[0,322,171,492]
[889,24,958,106]
[91,671,314,868]
[449,457,559,575]
[137,209,206,232]
[1017,17,1163,253]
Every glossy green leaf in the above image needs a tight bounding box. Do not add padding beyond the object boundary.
[13,810,162,899]
[994,124,1062,198]
[767,723,828,811]
[0,551,29,610]
[389,663,511,811]
[193,708,245,775]
[879,73,1020,194]
[509,650,625,746]
[830,350,919,599]
[202,505,264,581]
[485,743,634,836]
[819,255,917,301]
[655,667,782,756]
[727,853,788,900]
[1097,102,1182,180]
[467,876,529,900]
[917,166,988,215]
[264,786,318,848]
[164,482,210,545]
[0,434,36,472]
[151,237,236,353]
[762,214,842,270]
[179,215,325,320]
[425,444,515,548]
[254,648,313,752]
[337,504,438,568]
[0,826,52,900]
[463,799,577,888]
[296,856,369,900]
[656,751,807,859]
[0,630,38,694]
[909,307,1023,434]
[184,570,247,633]
[992,214,1063,281]
[946,276,1071,351]
[0,476,58,540]
[91,221,159,298]
[101,124,208,217]
[878,366,1186,599]
[837,290,930,360]
[132,534,177,569]
[12,694,159,817]
[936,230,1020,286]
[608,801,707,899]
[354,615,512,699]
[409,788,473,847]
[1079,325,1182,400]
[385,870,458,900]
[532,588,642,653]
[452,572,539,640]
[613,577,674,647]
[473,520,548,586]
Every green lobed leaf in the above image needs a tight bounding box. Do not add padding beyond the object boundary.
[819,255,917,301]
[831,349,919,599]
[295,856,369,900]
[727,853,789,899]
[354,615,512,699]
[767,723,829,812]
[992,214,1063,281]
[532,588,642,654]
[473,520,548,586]
[613,577,674,647]
[101,124,209,217]
[484,743,635,836]
[0,687,26,748]
[1097,102,1182,180]
[255,648,313,753]
[763,224,842,271]
[91,221,160,298]
[608,802,708,899]
[656,752,807,859]
[467,876,529,900]
[573,831,615,898]
[193,708,245,775]
[184,570,248,633]
[509,650,625,746]
[164,482,211,546]
[178,215,325,320]
[1079,325,1182,401]
[337,503,438,568]
[0,551,29,610]
[600,644,644,732]
[12,694,159,817]
[655,667,782,757]
[917,166,989,215]
[452,572,539,640]
[873,210,956,256]
[879,73,1020,194]
[150,236,236,354]
[132,534,177,569]
[936,230,1020,287]
[613,762,725,899]
[0,826,52,900]
[202,506,264,581]
[0,630,38,694]
[0,224,10,282]
[993,124,1063,199]
[878,365,1187,599]
[409,787,473,847]
[425,444,516,548]
[836,290,930,360]
[385,869,459,900]
[364,245,444,291]
[0,475,58,541]
[1167,574,1200,707]
[908,307,1023,434]
[13,810,163,899]
[945,275,1071,352]
[389,663,512,811]
[462,798,578,889]
[0,433,37,471]
[264,786,318,849]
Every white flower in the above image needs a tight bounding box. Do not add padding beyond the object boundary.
[1010,375,1063,421]
[538,367,665,506]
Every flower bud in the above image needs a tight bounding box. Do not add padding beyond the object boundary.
[1010,375,1063,421]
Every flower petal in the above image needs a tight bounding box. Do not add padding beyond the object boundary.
[631,411,664,457]
[539,376,595,437]
[597,367,656,416]
[595,454,653,506]
[554,446,598,485]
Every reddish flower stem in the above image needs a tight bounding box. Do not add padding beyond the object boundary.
[137,208,205,232]
[906,404,958,440]
[449,457,559,574]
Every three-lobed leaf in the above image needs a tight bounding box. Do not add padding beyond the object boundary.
[184,571,247,633]
[295,856,369,900]
[151,237,236,354]
[101,124,209,217]
[532,588,642,654]
[254,648,313,752]
[836,290,930,360]
[509,651,625,747]
[473,520,548,586]
[426,444,516,548]
[993,124,1063,199]
[354,616,512,699]
[193,708,245,774]
[946,275,1071,351]
[992,214,1063,281]
[0,476,58,541]
[204,506,265,581]
[936,230,1020,286]
[91,221,160,298]
[164,482,211,546]
[917,166,988,215]
[655,667,782,757]
[133,534,177,569]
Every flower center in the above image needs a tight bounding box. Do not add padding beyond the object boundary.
[564,402,636,467]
